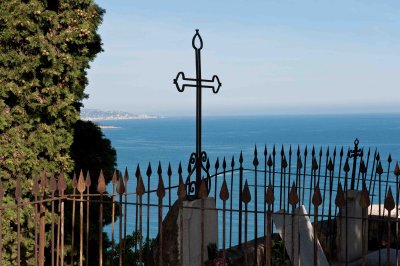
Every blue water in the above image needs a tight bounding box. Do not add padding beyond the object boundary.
[99,114,400,245]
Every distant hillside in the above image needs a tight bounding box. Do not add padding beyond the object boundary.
[81,109,159,121]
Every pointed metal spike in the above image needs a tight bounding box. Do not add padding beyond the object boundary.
[167,163,172,176]
[367,148,371,157]
[335,182,345,208]
[178,162,182,175]
[289,182,299,206]
[312,186,322,206]
[57,170,67,193]
[198,178,208,199]
[272,145,276,156]
[40,171,47,189]
[304,146,308,156]
[33,174,39,195]
[327,158,334,171]
[50,175,57,193]
[177,176,186,199]
[376,162,383,175]
[326,147,330,157]
[143,164,151,178]
[360,181,370,209]
[77,170,86,194]
[280,145,284,156]
[312,157,318,171]
[289,145,292,156]
[267,155,273,167]
[264,145,267,156]
[242,180,251,204]
[297,145,300,157]
[187,161,192,173]
[124,167,129,182]
[157,161,162,176]
[231,156,235,168]
[97,169,107,194]
[135,164,141,178]
[112,170,117,184]
[136,174,145,196]
[254,144,258,156]
[394,162,400,177]
[15,176,22,200]
[388,154,392,163]
[384,187,395,212]
[347,150,351,157]
[340,147,344,157]
[319,146,323,157]
[312,146,315,156]
[360,148,364,157]
[72,173,77,189]
[206,158,210,170]
[157,175,166,199]
[360,160,366,174]
[344,159,350,173]
[265,184,274,205]
[222,157,227,169]
[297,157,303,169]
[253,153,259,167]
[281,156,287,169]
[376,153,380,161]
[239,151,244,163]
[85,171,91,187]
[333,147,337,157]
[215,158,220,169]
[219,179,229,201]
[116,173,125,195]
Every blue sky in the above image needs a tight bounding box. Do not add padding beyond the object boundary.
[84,0,399,116]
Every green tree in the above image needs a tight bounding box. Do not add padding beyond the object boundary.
[0,1,104,264]
[69,120,117,265]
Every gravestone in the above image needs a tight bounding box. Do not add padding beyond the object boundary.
[272,205,329,266]
[149,197,218,265]
[180,197,218,266]
[337,190,368,263]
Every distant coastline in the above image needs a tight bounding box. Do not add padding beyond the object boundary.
[81,108,159,121]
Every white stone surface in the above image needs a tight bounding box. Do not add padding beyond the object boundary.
[272,205,329,266]
[337,189,368,263]
[178,197,218,266]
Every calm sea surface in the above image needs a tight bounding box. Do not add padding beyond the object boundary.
[99,114,400,243]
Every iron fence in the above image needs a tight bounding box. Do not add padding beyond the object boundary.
[1,140,399,265]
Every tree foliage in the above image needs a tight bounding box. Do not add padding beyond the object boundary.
[0,1,104,264]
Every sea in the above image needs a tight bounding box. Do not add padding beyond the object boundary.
[98,113,400,245]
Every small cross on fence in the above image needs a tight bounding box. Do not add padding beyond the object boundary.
[349,138,362,190]
[174,29,222,200]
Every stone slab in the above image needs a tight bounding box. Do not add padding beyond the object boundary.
[272,205,329,266]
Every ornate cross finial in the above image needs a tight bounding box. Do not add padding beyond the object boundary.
[349,138,362,190]
[174,29,222,200]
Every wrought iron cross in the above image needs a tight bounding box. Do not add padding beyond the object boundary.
[349,138,362,190]
[174,29,221,199]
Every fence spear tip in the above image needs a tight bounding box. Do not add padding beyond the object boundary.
[219,179,229,201]
[97,169,107,194]
[198,178,208,199]
[265,184,274,205]
[312,186,322,207]
[289,182,299,206]
[384,187,395,212]
[242,180,251,204]
[394,162,400,177]
[335,182,345,208]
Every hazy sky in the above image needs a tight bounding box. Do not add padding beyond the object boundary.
[84,0,399,116]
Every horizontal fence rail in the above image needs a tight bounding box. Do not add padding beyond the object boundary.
[1,140,399,265]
